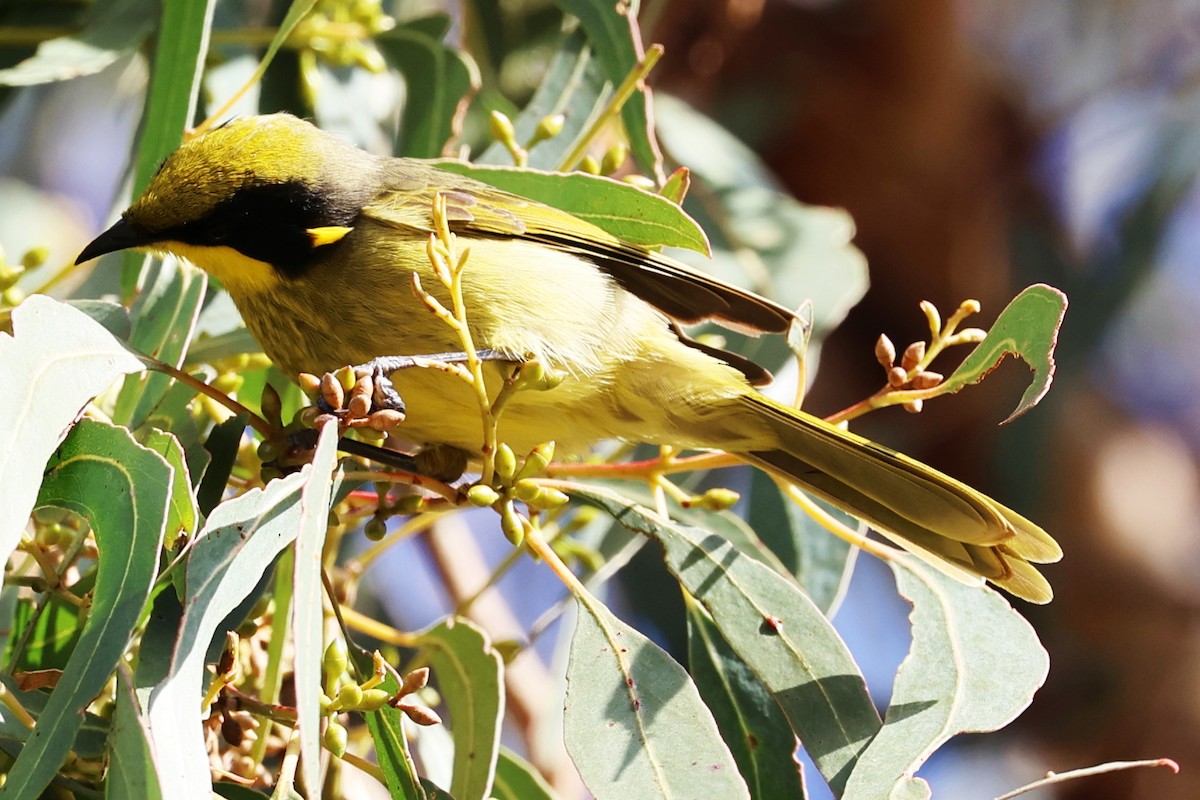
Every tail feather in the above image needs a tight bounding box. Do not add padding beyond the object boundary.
[731,393,1060,603]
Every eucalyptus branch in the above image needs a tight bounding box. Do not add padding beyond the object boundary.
[558,44,665,174]
[826,297,988,425]
[993,758,1179,800]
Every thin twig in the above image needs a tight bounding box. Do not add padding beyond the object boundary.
[993,758,1180,800]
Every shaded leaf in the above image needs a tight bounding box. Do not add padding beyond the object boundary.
[417,618,504,800]
[137,428,200,547]
[364,686,426,800]
[0,675,108,760]
[565,593,749,800]
[655,94,868,341]
[491,748,560,800]
[549,0,663,181]
[842,554,1049,800]
[940,284,1068,423]
[112,258,206,428]
[0,296,143,591]
[572,485,881,796]
[433,161,708,253]
[687,601,805,800]
[378,15,480,158]
[106,665,163,800]
[5,420,171,798]
[747,473,856,615]
[0,0,152,86]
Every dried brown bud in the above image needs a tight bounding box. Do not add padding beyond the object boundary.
[347,392,371,420]
[400,667,430,697]
[903,399,924,414]
[874,334,896,368]
[911,371,943,390]
[221,713,245,747]
[887,367,909,388]
[367,408,406,431]
[901,342,926,371]
[320,372,345,410]
[396,701,441,727]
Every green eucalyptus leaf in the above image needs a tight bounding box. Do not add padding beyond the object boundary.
[143,426,337,800]
[106,665,164,800]
[939,284,1068,423]
[0,296,143,592]
[565,594,750,800]
[549,0,663,181]
[4,420,171,798]
[687,600,805,800]
[290,424,340,796]
[378,15,480,158]
[841,554,1050,800]
[0,0,152,86]
[491,748,560,800]
[433,161,709,253]
[571,485,881,796]
[416,617,504,800]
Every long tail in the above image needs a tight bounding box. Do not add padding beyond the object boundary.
[730,392,1061,602]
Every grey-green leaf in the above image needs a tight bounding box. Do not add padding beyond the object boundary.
[571,485,881,796]
[687,602,805,800]
[143,429,338,799]
[291,424,340,796]
[417,617,504,800]
[106,665,164,800]
[0,0,153,86]
[565,594,750,800]
[0,296,143,593]
[5,419,171,799]
[842,554,1050,800]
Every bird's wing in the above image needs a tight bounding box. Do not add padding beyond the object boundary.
[367,163,797,336]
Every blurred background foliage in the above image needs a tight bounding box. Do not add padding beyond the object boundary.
[1,0,1196,798]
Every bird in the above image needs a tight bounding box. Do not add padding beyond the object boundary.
[76,113,1060,601]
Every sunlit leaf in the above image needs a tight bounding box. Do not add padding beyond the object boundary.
[434,161,709,253]
[0,296,143,590]
[4,420,171,798]
[291,424,340,796]
[687,601,805,800]
[841,554,1050,799]
[939,284,1068,423]
[571,485,881,796]
[565,595,751,800]
[143,429,337,799]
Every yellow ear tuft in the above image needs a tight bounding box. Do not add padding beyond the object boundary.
[307,226,354,247]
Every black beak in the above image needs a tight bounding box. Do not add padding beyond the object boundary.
[76,218,157,264]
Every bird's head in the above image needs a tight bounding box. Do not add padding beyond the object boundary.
[77,114,380,286]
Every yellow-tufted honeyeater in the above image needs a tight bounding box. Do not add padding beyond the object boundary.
[77,114,1060,601]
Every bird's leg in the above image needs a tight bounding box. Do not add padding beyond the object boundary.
[356,348,513,414]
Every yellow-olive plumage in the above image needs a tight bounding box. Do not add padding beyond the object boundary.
[77,114,1061,601]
